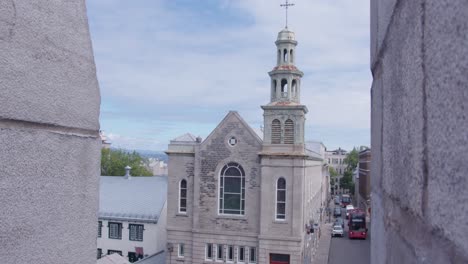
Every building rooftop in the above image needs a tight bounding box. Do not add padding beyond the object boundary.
[134,251,166,264]
[171,133,197,142]
[99,176,167,223]
[97,253,130,264]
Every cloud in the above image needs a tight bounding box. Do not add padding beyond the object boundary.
[87,0,371,151]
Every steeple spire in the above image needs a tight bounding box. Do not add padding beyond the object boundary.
[280,0,295,29]
[261,27,307,147]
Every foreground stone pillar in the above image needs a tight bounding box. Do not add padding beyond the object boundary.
[370,0,468,263]
[0,1,101,263]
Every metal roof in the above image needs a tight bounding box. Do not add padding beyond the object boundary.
[134,251,166,264]
[99,176,167,223]
[97,253,130,264]
[171,133,197,142]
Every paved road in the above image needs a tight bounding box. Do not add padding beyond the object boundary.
[328,208,370,264]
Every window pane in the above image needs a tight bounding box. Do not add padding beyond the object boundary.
[224,177,241,193]
[181,189,187,197]
[207,244,212,259]
[225,167,241,176]
[228,246,233,260]
[180,198,187,208]
[277,190,285,202]
[181,180,187,188]
[250,247,256,262]
[217,245,223,259]
[277,203,285,215]
[239,247,245,261]
[223,209,241,215]
[224,194,241,210]
[277,178,286,189]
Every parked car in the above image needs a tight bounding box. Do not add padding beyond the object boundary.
[334,217,344,228]
[331,225,344,237]
[334,207,342,217]
[334,195,341,205]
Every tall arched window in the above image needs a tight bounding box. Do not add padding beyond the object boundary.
[219,162,245,215]
[281,79,288,97]
[276,178,286,220]
[291,80,297,98]
[271,119,281,144]
[272,79,277,99]
[290,49,294,63]
[179,179,187,213]
[283,49,288,63]
[284,119,294,144]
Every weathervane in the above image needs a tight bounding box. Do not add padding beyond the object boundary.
[280,0,295,28]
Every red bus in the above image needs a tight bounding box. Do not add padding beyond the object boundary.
[341,194,351,207]
[348,209,367,239]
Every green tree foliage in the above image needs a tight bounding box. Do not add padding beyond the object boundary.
[101,148,153,176]
[344,147,359,171]
[329,167,339,178]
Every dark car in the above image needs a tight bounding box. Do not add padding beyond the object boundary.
[334,207,342,217]
[334,217,345,228]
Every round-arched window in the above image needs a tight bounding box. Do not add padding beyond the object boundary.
[219,162,245,215]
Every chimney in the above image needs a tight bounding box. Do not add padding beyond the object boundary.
[124,165,132,180]
[196,136,202,143]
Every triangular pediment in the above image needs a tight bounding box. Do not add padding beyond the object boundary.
[201,111,263,147]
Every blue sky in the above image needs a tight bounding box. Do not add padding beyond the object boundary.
[86,0,371,151]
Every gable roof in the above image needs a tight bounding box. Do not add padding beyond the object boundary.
[134,251,166,264]
[99,176,167,223]
[171,133,197,142]
[97,253,130,264]
[202,111,263,146]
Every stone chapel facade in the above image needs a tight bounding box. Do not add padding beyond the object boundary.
[166,28,328,264]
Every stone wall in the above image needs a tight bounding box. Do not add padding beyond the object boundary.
[0,1,101,263]
[370,0,468,263]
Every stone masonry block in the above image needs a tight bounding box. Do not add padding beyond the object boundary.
[371,0,398,66]
[370,192,387,264]
[424,0,468,254]
[380,0,425,217]
[0,0,100,130]
[370,77,383,192]
[0,128,100,264]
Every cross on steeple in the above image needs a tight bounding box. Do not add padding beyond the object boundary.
[280,0,295,28]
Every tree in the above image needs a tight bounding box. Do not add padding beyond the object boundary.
[344,147,359,172]
[329,167,339,178]
[101,148,153,176]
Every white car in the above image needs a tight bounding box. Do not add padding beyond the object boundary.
[346,205,355,218]
[331,225,344,237]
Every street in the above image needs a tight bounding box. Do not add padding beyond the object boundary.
[328,207,370,264]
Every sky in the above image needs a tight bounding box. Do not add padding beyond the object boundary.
[86,0,371,152]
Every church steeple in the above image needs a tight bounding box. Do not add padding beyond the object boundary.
[269,29,304,103]
[261,27,308,147]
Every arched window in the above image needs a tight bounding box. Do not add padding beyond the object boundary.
[281,79,288,97]
[219,162,245,215]
[283,49,288,63]
[290,49,294,63]
[276,178,286,220]
[284,119,294,144]
[271,119,281,144]
[179,179,187,213]
[272,79,277,98]
[291,80,297,97]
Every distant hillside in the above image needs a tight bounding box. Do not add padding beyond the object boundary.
[135,149,168,162]
[109,148,168,162]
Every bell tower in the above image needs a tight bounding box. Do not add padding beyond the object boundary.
[261,27,308,150]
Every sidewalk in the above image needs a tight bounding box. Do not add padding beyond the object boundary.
[312,222,332,264]
[312,198,335,264]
